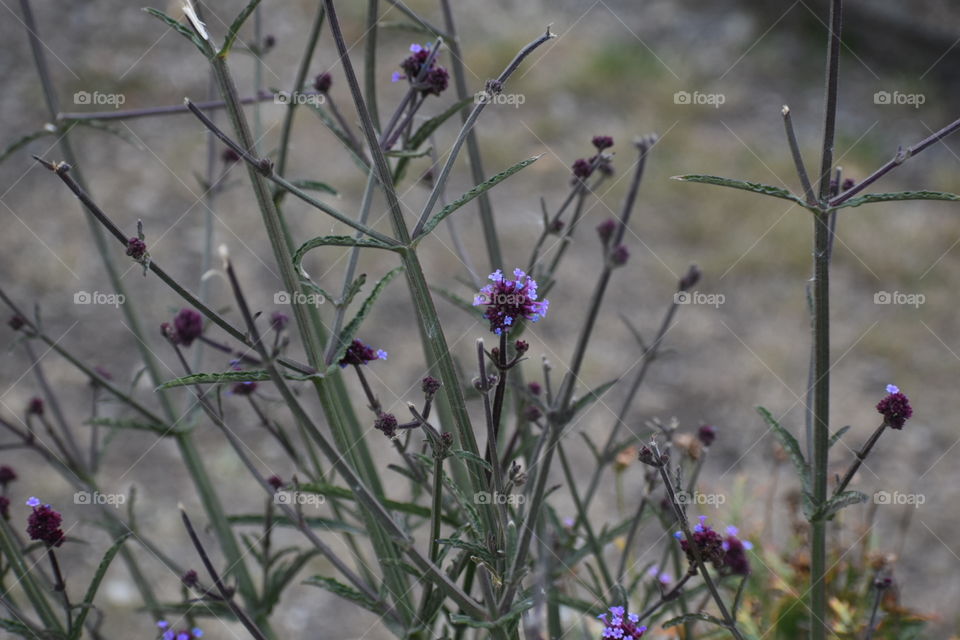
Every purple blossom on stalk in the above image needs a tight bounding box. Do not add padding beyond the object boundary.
[8,315,25,331]
[610,244,630,266]
[269,311,289,331]
[675,515,725,570]
[126,237,147,260]
[164,309,203,347]
[647,566,672,585]
[0,466,16,485]
[313,72,332,93]
[374,413,398,438]
[27,397,44,416]
[597,605,647,639]
[721,525,753,575]
[26,498,65,547]
[876,384,912,429]
[698,424,717,446]
[338,339,388,367]
[592,135,614,150]
[571,157,593,179]
[473,269,549,335]
[394,43,449,96]
[157,621,203,640]
[596,218,617,244]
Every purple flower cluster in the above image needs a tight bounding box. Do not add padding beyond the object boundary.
[597,606,647,639]
[473,269,549,335]
[675,516,752,575]
[26,497,65,547]
[163,309,204,347]
[392,44,449,96]
[156,620,203,640]
[126,237,147,260]
[876,384,912,429]
[338,339,388,367]
[571,135,615,181]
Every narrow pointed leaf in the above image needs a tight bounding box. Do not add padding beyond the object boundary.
[294,235,399,271]
[219,0,263,57]
[818,490,868,521]
[287,179,338,195]
[143,8,207,55]
[757,406,811,493]
[68,533,131,639]
[416,156,542,239]
[829,425,852,449]
[673,174,807,206]
[303,576,381,614]
[834,190,960,209]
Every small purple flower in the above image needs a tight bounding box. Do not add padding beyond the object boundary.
[231,381,258,396]
[126,237,147,260]
[395,43,449,96]
[0,466,16,485]
[722,526,753,575]
[222,147,241,164]
[374,413,398,438]
[181,569,199,587]
[156,621,202,640]
[166,309,204,347]
[592,135,614,150]
[269,311,289,332]
[473,269,549,335]
[597,605,647,638]
[610,244,630,266]
[267,475,284,490]
[676,515,725,571]
[26,499,65,548]
[313,72,332,93]
[528,381,542,396]
[698,424,717,447]
[339,339,388,367]
[571,158,593,179]
[422,376,441,396]
[596,218,617,244]
[876,384,912,429]
[8,315,25,331]
[27,397,44,416]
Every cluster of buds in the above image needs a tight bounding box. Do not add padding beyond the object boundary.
[876,384,912,429]
[572,135,615,182]
[162,309,204,347]
[392,43,449,96]
[26,497,65,547]
[674,516,752,576]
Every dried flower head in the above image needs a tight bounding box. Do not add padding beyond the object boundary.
[314,72,333,93]
[614,445,638,471]
[26,497,65,547]
[473,269,549,335]
[338,339,388,367]
[592,135,614,151]
[374,413,398,438]
[0,466,16,485]
[698,424,717,447]
[597,606,647,639]
[125,237,147,260]
[876,384,912,429]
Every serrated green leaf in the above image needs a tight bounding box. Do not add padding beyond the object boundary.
[68,533,130,640]
[304,576,381,614]
[287,179,338,196]
[663,612,727,629]
[565,378,619,423]
[143,8,207,55]
[829,425,851,449]
[0,129,56,167]
[156,369,320,390]
[818,490,868,521]
[451,449,492,472]
[835,190,960,209]
[326,267,404,367]
[294,236,398,271]
[416,155,542,239]
[435,538,496,564]
[757,407,811,493]
[219,0,262,57]
[673,174,807,206]
[393,97,473,183]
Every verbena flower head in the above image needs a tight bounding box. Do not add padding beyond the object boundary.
[374,413,398,438]
[27,397,44,416]
[877,384,912,429]
[126,237,147,260]
[157,620,203,640]
[269,311,289,332]
[164,309,204,347]
[597,605,647,639]
[0,465,16,485]
[394,43,449,96]
[675,515,725,571]
[313,72,332,93]
[338,339,388,367]
[473,269,549,335]
[698,424,717,446]
[722,525,753,575]
[26,497,65,547]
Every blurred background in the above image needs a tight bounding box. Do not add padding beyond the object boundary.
[2,0,960,637]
